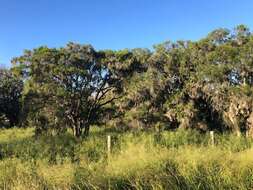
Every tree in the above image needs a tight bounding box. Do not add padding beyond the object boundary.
[9,25,253,137]
[234,24,250,45]
[13,43,119,137]
[207,28,230,45]
[0,69,23,127]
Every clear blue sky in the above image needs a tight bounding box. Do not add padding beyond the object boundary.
[1,0,253,67]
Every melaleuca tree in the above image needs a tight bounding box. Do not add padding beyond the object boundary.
[0,69,23,127]
[13,43,119,137]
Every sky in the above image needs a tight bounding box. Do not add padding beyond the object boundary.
[1,0,253,67]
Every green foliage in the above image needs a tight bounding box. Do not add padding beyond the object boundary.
[0,69,23,127]
[13,43,120,137]
[1,24,253,135]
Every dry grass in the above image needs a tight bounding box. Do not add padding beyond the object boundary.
[1,127,253,189]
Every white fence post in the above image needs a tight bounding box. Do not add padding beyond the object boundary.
[236,131,241,137]
[107,135,111,190]
[107,135,111,157]
[210,131,214,146]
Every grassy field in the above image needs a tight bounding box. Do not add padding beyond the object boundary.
[1,127,253,190]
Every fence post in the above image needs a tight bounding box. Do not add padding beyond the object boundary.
[107,135,111,158]
[236,130,241,137]
[107,135,111,190]
[210,131,214,146]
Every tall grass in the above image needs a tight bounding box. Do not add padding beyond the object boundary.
[0,127,253,189]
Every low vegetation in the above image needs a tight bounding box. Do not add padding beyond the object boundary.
[1,127,253,189]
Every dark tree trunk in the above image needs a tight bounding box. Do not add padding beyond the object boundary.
[73,123,90,138]
[75,127,82,138]
[74,122,82,138]
[6,114,18,128]
[84,124,90,137]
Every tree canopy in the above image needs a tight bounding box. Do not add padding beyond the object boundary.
[0,69,23,127]
[2,24,253,137]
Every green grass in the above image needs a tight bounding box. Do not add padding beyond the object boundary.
[0,127,253,189]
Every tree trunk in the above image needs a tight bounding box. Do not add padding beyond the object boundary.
[84,124,90,137]
[75,127,82,138]
[74,122,82,138]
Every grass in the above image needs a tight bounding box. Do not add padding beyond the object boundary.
[0,127,253,189]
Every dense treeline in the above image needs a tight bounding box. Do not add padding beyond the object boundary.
[1,25,253,137]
